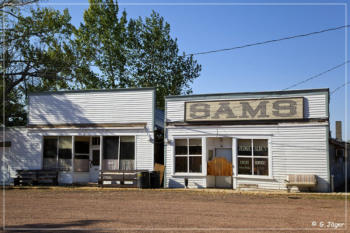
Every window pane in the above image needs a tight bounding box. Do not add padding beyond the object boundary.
[253,139,268,156]
[92,137,100,145]
[103,136,119,159]
[103,136,119,170]
[175,157,187,173]
[189,156,202,173]
[43,137,57,158]
[189,139,202,155]
[58,136,72,159]
[58,159,72,171]
[237,139,252,156]
[43,137,58,170]
[120,136,135,170]
[92,150,100,166]
[238,157,252,175]
[74,155,89,172]
[74,137,89,172]
[75,136,90,154]
[254,158,268,176]
[43,158,56,169]
[175,139,187,155]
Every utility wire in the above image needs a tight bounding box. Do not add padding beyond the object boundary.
[331,81,350,95]
[282,61,349,91]
[187,25,349,56]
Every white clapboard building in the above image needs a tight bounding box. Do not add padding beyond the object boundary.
[1,88,163,184]
[164,88,331,192]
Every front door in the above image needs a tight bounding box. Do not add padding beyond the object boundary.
[207,148,233,188]
[89,137,101,183]
[89,149,100,182]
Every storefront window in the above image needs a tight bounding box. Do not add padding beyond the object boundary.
[102,136,135,171]
[43,136,72,171]
[43,137,58,169]
[103,136,119,170]
[119,136,135,170]
[58,136,72,170]
[237,139,269,176]
[174,138,202,173]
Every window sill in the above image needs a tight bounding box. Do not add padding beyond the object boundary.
[173,173,206,177]
[235,175,274,180]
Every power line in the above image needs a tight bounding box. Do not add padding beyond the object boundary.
[282,61,349,91]
[331,81,350,95]
[187,25,349,56]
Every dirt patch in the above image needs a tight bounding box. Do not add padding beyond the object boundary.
[0,188,348,232]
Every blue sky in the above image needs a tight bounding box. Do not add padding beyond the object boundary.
[40,0,349,139]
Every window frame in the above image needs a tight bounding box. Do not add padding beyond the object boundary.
[102,135,136,171]
[173,137,204,176]
[236,137,272,179]
[42,136,73,171]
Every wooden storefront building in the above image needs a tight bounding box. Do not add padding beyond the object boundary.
[0,88,163,184]
[164,88,332,192]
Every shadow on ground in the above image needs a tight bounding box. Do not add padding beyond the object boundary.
[4,219,109,232]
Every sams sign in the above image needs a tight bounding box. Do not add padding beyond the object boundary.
[185,97,303,122]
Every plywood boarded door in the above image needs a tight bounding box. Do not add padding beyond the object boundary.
[207,148,233,176]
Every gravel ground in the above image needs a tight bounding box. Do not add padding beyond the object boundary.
[0,188,348,232]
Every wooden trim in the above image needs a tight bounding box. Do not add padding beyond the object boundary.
[29,87,155,96]
[27,123,147,129]
[166,88,329,100]
[167,118,329,126]
[0,141,11,147]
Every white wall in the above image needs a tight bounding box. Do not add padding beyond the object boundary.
[0,128,42,184]
[136,135,154,170]
[29,89,154,130]
[165,124,329,192]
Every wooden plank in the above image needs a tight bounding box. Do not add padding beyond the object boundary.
[27,122,147,129]
[207,157,232,176]
[154,163,165,186]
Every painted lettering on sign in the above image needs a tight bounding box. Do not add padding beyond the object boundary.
[185,97,303,121]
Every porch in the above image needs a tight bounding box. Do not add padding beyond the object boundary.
[42,135,136,184]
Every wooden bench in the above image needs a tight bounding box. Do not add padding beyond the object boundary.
[285,174,317,192]
[14,170,58,186]
[99,170,149,188]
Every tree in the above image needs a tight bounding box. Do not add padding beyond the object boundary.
[75,0,128,89]
[126,11,201,108]
[2,0,201,125]
[1,6,100,126]
[76,0,201,109]
[0,0,38,10]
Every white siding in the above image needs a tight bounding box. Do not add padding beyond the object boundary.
[0,128,42,184]
[29,89,154,129]
[166,94,328,122]
[136,135,154,170]
[165,124,329,192]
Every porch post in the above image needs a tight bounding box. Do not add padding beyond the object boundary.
[99,136,103,172]
[202,137,207,178]
[72,136,75,172]
[232,137,237,189]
